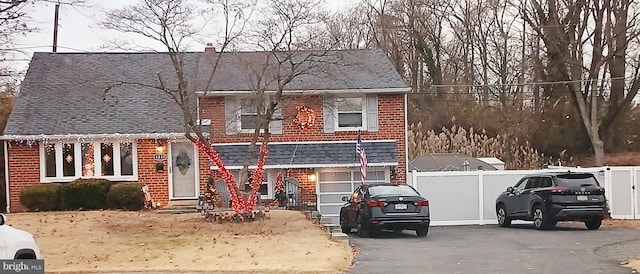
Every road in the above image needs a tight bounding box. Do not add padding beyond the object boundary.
[348,223,640,274]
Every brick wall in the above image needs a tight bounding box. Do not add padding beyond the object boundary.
[136,139,169,207]
[136,139,210,206]
[7,143,40,212]
[201,93,407,182]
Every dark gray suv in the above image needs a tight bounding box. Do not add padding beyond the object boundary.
[495,172,606,230]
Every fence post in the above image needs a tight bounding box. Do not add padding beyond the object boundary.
[478,171,484,225]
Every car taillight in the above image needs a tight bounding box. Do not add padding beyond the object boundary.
[549,186,569,193]
[367,200,386,207]
[416,200,429,206]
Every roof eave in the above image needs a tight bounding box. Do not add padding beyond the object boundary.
[196,87,410,96]
[0,132,209,141]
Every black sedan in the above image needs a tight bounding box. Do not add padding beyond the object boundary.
[339,183,430,238]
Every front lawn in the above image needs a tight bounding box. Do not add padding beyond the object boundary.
[6,210,353,273]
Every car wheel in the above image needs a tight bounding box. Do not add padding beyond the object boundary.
[356,214,370,238]
[496,204,511,227]
[416,227,428,237]
[533,205,553,230]
[584,219,602,230]
[340,213,351,234]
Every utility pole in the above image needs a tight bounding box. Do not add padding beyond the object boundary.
[53,3,60,52]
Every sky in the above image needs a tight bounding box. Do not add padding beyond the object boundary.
[7,0,358,76]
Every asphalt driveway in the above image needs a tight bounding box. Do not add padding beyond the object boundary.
[348,223,640,274]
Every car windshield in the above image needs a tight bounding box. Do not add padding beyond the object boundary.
[368,185,419,197]
[555,173,600,187]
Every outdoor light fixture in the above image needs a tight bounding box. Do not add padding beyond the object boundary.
[308,169,317,182]
[156,144,164,154]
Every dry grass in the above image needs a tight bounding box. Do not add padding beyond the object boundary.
[408,123,544,169]
[5,210,640,273]
[4,210,353,273]
[578,152,640,167]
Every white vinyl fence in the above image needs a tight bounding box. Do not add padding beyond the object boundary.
[407,166,640,226]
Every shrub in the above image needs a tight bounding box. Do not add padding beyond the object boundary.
[20,184,62,211]
[60,179,112,210]
[106,183,144,210]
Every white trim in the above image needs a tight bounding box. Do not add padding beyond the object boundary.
[210,162,398,170]
[196,87,411,96]
[0,133,206,141]
[3,141,9,213]
[211,140,398,146]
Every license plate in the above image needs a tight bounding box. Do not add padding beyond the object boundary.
[395,203,408,210]
[577,195,588,201]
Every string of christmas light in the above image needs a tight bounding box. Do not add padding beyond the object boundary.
[194,138,269,215]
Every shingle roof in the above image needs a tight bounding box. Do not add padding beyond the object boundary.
[409,153,498,171]
[211,141,398,168]
[3,49,406,137]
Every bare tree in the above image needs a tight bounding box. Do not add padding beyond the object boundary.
[102,0,258,215]
[524,0,640,166]
[103,0,334,215]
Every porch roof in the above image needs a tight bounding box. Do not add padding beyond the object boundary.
[209,141,399,169]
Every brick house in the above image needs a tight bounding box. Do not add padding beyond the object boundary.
[1,48,409,221]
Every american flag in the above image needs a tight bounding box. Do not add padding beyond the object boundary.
[356,134,368,185]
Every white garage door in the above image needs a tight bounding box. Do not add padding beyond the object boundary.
[316,168,388,224]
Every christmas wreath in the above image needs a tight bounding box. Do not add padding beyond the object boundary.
[293,105,316,130]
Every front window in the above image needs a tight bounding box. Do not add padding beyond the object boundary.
[335,97,365,130]
[62,143,75,177]
[40,141,138,182]
[240,99,260,130]
[44,144,56,178]
[233,170,272,199]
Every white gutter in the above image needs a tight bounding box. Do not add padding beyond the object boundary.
[3,140,9,213]
[210,162,399,170]
[196,87,411,96]
[0,132,208,141]
[212,140,397,146]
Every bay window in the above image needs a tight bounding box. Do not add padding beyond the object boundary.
[40,141,138,182]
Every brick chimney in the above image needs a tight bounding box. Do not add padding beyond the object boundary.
[205,43,216,52]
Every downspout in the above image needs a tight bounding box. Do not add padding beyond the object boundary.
[404,93,409,182]
[3,141,9,213]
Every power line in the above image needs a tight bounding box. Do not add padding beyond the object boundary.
[428,77,629,88]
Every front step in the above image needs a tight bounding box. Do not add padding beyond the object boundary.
[156,200,198,214]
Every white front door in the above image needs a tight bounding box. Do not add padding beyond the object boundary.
[169,142,198,199]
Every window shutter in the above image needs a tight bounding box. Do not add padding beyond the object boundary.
[269,106,283,134]
[224,97,239,135]
[366,94,379,132]
[323,97,335,133]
